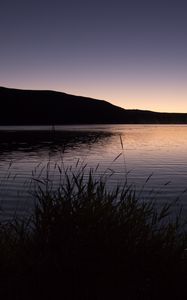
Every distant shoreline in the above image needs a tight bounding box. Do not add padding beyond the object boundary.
[1,86,187,125]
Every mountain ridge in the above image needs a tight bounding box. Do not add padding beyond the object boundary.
[0,86,187,125]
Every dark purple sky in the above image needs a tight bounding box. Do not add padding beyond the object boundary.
[1,0,187,112]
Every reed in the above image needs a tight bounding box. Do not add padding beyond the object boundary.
[0,164,186,299]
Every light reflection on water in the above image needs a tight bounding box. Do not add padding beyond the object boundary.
[0,124,187,220]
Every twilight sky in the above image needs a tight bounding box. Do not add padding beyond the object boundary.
[0,0,187,112]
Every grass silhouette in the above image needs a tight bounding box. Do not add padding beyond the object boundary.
[0,164,186,299]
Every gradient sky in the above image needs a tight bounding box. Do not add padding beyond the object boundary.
[0,0,187,112]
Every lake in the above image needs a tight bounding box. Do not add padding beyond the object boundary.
[0,124,187,220]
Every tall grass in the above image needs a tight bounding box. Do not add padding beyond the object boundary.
[0,164,187,299]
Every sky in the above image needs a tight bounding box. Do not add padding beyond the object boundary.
[0,0,187,112]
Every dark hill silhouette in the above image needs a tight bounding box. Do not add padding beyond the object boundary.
[0,86,187,125]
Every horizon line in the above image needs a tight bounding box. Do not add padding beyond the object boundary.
[0,85,186,115]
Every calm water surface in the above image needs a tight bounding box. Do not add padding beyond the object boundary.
[0,124,187,219]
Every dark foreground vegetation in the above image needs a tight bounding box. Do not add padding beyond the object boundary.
[1,86,187,124]
[0,168,187,299]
